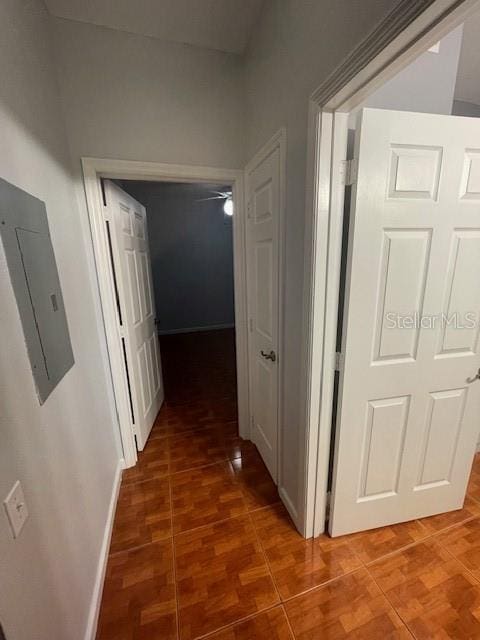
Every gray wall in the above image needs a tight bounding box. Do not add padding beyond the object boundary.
[0,2,120,638]
[361,26,463,115]
[452,99,480,117]
[122,182,235,334]
[51,17,245,169]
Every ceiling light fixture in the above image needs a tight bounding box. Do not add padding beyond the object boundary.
[223,197,234,217]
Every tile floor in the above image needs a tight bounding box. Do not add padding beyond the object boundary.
[96,330,480,639]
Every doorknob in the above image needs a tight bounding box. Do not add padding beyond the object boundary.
[261,350,276,362]
[467,368,480,383]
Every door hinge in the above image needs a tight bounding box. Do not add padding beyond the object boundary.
[249,318,254,332]
[334,351,343,372]
[247,201,252,219]
[340,158,357,186]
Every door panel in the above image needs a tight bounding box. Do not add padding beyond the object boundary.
[330,109,480,536]
[373,229,431,362]
[440,231,480,354]
[246,147,281,481]
[359,395,410,500]
[105,181,164,450]
[417,388,466,488]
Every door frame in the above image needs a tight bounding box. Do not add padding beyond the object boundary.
[244,128,287,487]
[82,158,247,468]
[302,0,480,537]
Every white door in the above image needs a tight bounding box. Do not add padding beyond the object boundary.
[105,181,164,450]
[246,144,282,481]
[331,108,480,536]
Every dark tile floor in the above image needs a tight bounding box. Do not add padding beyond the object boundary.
[96,329,480,639]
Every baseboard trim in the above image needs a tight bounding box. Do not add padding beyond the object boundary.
[158,323,234,336]
[84,458,124,640]
[279,486,303,534]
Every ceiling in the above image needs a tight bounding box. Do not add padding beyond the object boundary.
[455,8,480,104]
[44,0,265,54]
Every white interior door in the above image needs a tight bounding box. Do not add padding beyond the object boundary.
[246,146,281,481]
[105,180,164,450]
[331,108,480,536]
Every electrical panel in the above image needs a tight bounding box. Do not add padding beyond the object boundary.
[0,178,74,403]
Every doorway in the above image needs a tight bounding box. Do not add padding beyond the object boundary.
[111,177,239,459]
[82,160,250,469]
[82,147,286,496]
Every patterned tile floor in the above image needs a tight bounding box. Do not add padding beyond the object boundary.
[97,330,480,639]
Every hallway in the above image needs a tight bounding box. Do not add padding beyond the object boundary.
[96,330,480,640]
[96,329,281,640]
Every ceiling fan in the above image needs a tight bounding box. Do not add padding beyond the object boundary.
[195,189,233,216]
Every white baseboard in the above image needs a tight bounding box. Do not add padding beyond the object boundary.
[84,458,124,640]
[158,323,234,336]
[279,486,302,534]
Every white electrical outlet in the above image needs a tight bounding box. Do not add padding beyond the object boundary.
[3,481,28,538]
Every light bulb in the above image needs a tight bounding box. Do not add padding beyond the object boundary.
[223,197,233,216]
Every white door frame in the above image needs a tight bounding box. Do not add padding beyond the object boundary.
[82,158,247,468]
[244,128,287,487]
[302,0,480,537]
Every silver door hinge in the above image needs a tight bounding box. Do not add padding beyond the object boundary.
[249,318,254,332]
[340,158,357,186]
[334,351,343,372]
[247,201,252,219]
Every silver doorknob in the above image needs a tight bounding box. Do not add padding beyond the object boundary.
[467,368,480,383]
[261,350,276,362]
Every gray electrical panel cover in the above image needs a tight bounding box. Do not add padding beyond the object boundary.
[0,177,74,404]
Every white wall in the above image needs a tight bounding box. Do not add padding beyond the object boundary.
[121,181,235,334]
[51,17,245,169]
[360,26,463,116]
[0,2,120,638]
[244,0,401,528]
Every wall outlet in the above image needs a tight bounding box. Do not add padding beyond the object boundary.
[3,481,28,539]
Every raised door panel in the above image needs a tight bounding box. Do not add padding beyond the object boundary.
[149,333,160,395]
[137,342,152,416]
[253,178,273,224]
[359,395,410,499]
[255,241,273,341]
[254,358,275,456]
[125,250,142,327]
[138,251,153,321]
[388,144,443,200]
[373,230,432,363]
[437,231,480,356]
[416,388,467,489]
[460,150,480,200]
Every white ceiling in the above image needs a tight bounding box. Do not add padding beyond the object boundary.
[455,9,480,104]
[44,0,264,54]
